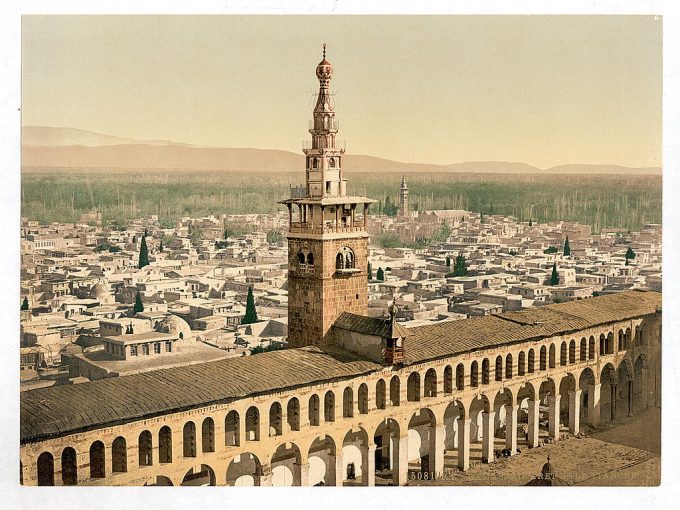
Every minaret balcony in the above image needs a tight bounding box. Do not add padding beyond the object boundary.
[302,140,346,151]
[289,222,366,235]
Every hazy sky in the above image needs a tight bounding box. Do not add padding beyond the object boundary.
[22,15,662,168]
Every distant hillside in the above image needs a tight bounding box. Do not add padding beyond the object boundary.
[21,126,661,175]
[545,164,662,176]
[22,126,189,148]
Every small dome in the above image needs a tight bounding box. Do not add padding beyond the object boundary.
[90,283,109,299]
[316,44,333,82]
[157,315,192,340]
[316,59,333,81]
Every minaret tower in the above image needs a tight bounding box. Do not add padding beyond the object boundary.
[399,175,409,217]
[280,45,377,348]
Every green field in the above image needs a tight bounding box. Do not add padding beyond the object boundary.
[21,169,662,233]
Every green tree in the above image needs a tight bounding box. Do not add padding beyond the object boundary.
[625,247,636,260]
[563,236,571,256]
[543,246,558,254]
[133,291,144,313]
[138,235,149,269]
[159,240,164,252]
[376,267,385,281]
[375,233,402,249]
[189,229,203,247]
[550,263,559,286]
[446,255,451,267]
[241,286,258,324]
[453,253,468,277]
[430,224,451,244]
[383,195,398,217]
[266,230,284,245]
[367,262,373,280]
[21,296,29,311]
[529,218,533,227]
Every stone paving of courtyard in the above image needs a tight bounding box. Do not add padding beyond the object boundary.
[408,407,661,486]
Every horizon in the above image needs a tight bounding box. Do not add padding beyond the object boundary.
[21,125,662,171]
[21,15,662,170]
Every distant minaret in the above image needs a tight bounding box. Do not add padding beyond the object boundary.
[399,175,409,217]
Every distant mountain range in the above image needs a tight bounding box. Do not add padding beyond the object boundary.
[21,126,661,175]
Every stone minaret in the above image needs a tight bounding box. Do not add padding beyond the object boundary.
[399,175,409,217]
[280,45,377,348]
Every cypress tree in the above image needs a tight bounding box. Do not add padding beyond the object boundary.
[159,240,164,252]
[529,218,533,227]
[550,263,559,286]
[138,235,149,269]
[453,253,468,277]
[133,291,144,313]
[376,267,385,281]
[446,255,451,267]
[367,262,373,280]
[563,236,571,256]
[21,296,29,311]
[242,286,258,324]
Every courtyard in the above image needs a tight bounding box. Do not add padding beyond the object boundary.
[408,406,661,486]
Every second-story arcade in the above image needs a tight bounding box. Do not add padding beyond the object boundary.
[279,45,377,348]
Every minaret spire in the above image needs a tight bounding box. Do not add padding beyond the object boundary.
[323,43,326,59]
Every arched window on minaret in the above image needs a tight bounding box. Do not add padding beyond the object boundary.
[313,158,318,169]
[329,157,335,168]
[298,252,306,264]
[336,247,355,270]
[306,253,314,265]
